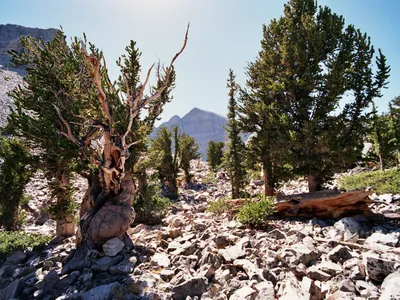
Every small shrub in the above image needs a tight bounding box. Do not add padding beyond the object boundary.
[207,198,233,215]
[0,231,51,262]
[237,195,275,228]
[338,168,400,194]
[134,184,171,225]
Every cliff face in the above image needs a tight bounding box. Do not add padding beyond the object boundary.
[0,24,57,75]
[151,108,227,158]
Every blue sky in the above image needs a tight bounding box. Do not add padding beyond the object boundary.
[2,0,400,123]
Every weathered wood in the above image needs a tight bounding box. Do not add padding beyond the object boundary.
[275,190,372,219]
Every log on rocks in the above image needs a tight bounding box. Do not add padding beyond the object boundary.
[275,190,372,219]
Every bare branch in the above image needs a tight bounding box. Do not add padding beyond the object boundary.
[53,105,81,147]
[127,140,142,149]
[168,23,190,71]
[83,127,101,149]
[122,24,189,149]
[83,47,114,126]
[122,63,155,148]
[135,23,190,112]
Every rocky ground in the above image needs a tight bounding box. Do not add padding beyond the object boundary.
[1,162,400,299]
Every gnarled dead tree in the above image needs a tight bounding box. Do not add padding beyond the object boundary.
[56,26,189,248]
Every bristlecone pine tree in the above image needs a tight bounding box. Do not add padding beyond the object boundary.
[147,126,180,196]
[178,133,201,184]
[223,69,246,199]
[368,103,393,170]
[206,140,224,170]
[241,0,390,193]
[8,26,189,248]
[8,32,99,237]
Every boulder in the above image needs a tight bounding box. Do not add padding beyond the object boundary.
[334,217,364,243]
[0,279,21,300]
[219,244,246,263]
[81,282,119,300]
[327,245,353,263]
[363,252,400,282]
[91,255,123,273]
[230,286,257,300]
[380,271,400,300]
[151,253,171,268]
[171,276,208,300]
[102,237,125,257]
[364,231,400,248]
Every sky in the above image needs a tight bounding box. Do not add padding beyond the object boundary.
[1,0,400,124]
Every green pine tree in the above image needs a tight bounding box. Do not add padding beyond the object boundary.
[389,96,400,167]
[148,126,180,196]
[241,0,390,193]
[367,103,392,170]
[179,133,201,184]
[206,140,224,170]
[223,69,246,199]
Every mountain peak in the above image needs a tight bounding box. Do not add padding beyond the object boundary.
[152,108,227,158]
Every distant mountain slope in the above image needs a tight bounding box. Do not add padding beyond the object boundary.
[0,69,23,128]
[151,108,228,158]
[0,24,57,75]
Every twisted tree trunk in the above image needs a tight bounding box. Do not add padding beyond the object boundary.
[79,160,136,248]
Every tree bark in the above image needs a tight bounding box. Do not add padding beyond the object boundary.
[262,157,274,196]
[3,202,19,231]
[79,160,136,248]
[137,171,148,197]
[167,179,178,195]
[308,173,322,193]
[56,220,75,237]
[53,169,75,238]
[379,152,384,171]
[184,169,191,184]
[80,173,102,218]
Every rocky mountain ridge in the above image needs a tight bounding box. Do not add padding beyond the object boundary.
[151,108,228,158]
[0,24,57,75]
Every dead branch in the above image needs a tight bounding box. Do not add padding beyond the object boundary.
[81,42,114,127]
[53,105,81,147]
[140,23,189,109]
[121,63,155,149]
[121,23,190,150]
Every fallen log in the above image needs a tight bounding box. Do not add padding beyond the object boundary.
[275,190,372,219]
